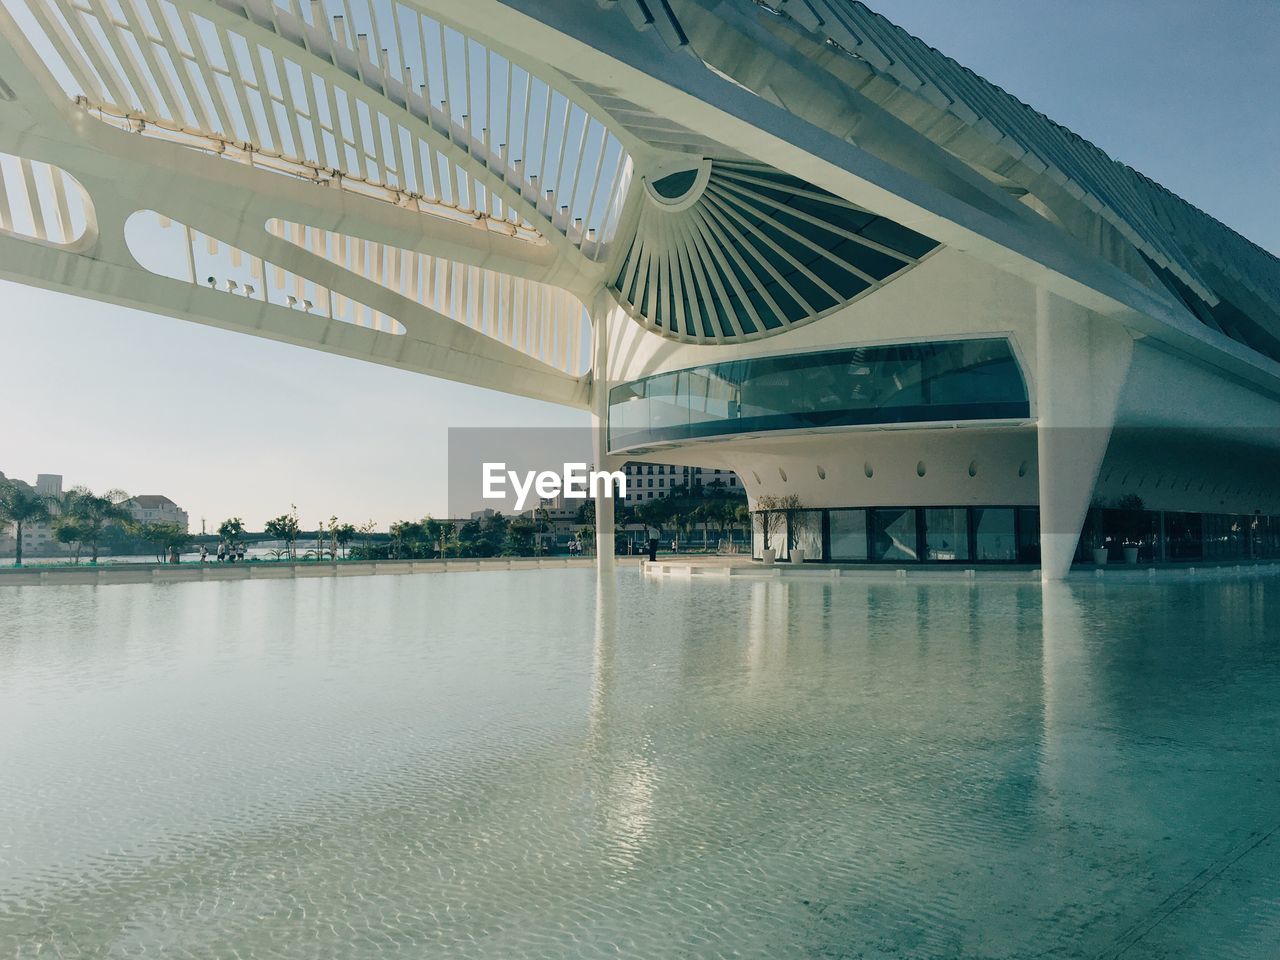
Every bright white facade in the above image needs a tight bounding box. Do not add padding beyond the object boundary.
[121,495,190,532]
[1,1,1278,579]
[622,463,738,506]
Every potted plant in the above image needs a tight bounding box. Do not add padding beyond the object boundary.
[1116,494,1146,565]
[778,493,813,563]
[756,496,787,564]
[1083,496,1108,565]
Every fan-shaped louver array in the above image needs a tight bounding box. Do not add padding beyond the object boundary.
[611,160,938,341]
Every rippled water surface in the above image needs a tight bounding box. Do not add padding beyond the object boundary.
[1,569,1279,959]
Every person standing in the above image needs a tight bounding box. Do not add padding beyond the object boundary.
[216,542,225,563]
[200,544,208,563]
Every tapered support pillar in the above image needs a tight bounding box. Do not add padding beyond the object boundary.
[590,298,617,574]
[1035,290,1133,581]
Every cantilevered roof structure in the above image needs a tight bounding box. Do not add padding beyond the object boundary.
[1,0,1277,578]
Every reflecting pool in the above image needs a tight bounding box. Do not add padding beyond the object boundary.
[2,570,1278,958]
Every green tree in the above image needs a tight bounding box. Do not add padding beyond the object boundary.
[573,500,596,554]
[424,516,452,558]
[533,506,551,556]
[134,521,192,563]
[217,517,246,552]
[507,515,536,556]
[0,482,52,566]
[63,487,132,564]
[264,505,301,559]
[333,522,356,559]
[389,519,426,559]
[53,517,85,564]
[635,498,667,542]
[357,519,377,556]
[478,513,509,557]
[455,518,484,557]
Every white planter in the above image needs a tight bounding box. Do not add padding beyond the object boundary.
[1093,547,1109,566]
[762,548,776,565]
[1123,545,1140,565]
[791,548,806,564]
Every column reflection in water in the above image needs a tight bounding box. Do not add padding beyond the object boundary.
[588,569,656,871]
[746,579,794,685]
[1037,580,1280,956]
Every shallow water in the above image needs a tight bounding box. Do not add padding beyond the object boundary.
[1,569,1278,959]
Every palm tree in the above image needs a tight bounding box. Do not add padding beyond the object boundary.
[53,517,85,564]
[0,481,52,566]
[533,506,551,556]
[63,487,133,564]
[333,522,356,559]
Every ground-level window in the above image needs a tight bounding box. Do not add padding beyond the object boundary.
[829,510,869,561]
[870,508,918,562]
[924,508,970,561]
[973,507,1017,562]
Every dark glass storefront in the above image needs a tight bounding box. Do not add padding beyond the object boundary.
[753,505,1041,564]
[1074,508,1280,564]
[608,338,1030,451]
[752,504,1280,565]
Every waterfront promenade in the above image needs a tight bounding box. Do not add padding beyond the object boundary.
[6,555,1278,587]
[0,556,594,586]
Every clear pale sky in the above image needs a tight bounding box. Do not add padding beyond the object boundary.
[2,1,1277,531]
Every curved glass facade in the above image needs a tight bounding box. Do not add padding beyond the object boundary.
[608,338,1029,451]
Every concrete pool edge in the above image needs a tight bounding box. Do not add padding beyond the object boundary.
[641,558,1280,584]
[0,556,597,586]
[5,556,1277,587]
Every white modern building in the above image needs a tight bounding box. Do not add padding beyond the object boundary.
[622,462,739,506]
[120,495,190,532]
[1,1,1277,578]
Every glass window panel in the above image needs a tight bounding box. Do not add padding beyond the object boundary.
[609,338,1029,451]
[791,511,822,560]
[924,508,970,561]
[973,508,1016,562]
[870,508,918,562]
[1016,508,1041,563]
[829,510,869,561]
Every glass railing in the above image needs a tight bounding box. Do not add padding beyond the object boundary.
[608,338,1029,451]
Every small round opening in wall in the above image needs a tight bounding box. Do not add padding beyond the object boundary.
[778,468,788,483]
[916,461,927,478]
[816,465,827,480]
[968,460,978,478]
[864,462,874,479]
[1018,461,1029,478]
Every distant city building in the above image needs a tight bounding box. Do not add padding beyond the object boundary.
[35,474,63,499]
[120,495,189,532]
[0,472,61,556]
[621,462,739,506]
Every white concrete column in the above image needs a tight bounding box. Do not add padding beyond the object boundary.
[590,297,617,573]
[1035,289,1133,581]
